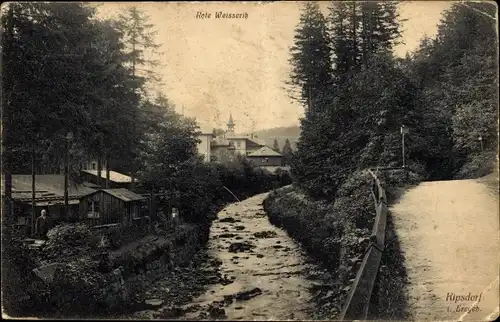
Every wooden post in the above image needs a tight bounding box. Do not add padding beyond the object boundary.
[64,138,69,221]
[2,4,14,232]
[105,155,110,188]
[97,157,102,187]
[402,131,405,168]
[31,147,36,237]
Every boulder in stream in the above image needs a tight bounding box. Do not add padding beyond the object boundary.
[235,287,263,301]
[228,242,255,253]
[145,298,164,307]
[218,233,236,239]
[219,217,237,223]
[209,306,226,318]
[253,231,278,239]
[223,295,234,304]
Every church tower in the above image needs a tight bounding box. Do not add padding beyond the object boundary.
[227,112,235,133]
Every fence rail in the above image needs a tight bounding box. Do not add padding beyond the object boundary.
[339,169,388,320]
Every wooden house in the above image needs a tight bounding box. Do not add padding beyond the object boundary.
[1,174,97,235]
[79,189,147,227]
[246,146,284,166]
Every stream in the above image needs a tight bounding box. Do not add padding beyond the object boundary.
[128,193,323,320]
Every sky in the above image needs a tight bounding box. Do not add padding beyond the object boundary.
[97,1,453,133]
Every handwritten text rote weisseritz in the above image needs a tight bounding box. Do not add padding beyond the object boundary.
[195,11,249,20]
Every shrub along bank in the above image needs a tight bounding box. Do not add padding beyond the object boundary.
[140,156,292,224]
[263,169,422,319]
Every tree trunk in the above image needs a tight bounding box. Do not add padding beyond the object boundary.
[2,4,14,232]
[130,32,137,189]
[31,147,36,237]
[97,157,102,187]
[351,1,358,68]
[361,7,367,68]
[64,140,69,222]
[105,155,110,188]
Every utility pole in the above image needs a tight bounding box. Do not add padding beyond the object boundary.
[105,154,110,189]
[64,132,73,221]
[401,125,409,168]
[479,136,484,152]
[31,146,36,237]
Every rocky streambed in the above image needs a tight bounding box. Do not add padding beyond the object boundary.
[125,193,331,320]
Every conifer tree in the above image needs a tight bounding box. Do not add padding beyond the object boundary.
[116,6,163,184]
[328,1,352,76]
[289,2,334,114]
[272,138,280,153]
[281,139,294,166]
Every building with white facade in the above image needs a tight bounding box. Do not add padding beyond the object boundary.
[196,113,282,164]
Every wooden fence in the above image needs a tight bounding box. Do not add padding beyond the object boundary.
[339,169,388,320]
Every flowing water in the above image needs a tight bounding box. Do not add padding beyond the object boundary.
[182,193,319,320]
[128,192,321,320]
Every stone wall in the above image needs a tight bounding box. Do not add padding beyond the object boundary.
[101,254,172,308]
[97,223,206,311]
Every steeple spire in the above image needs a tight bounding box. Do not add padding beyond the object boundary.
[227,112,235,133]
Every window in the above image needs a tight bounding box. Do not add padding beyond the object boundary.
[236,141,241,148]
[91,162,97,170]
[94,200,100,215]
[132,204,141,220]
[87,198,100,218]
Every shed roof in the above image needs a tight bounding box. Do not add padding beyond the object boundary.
[247,146,283,157]
[2,174,97,201]
[100,188,146,202]
[81,170,133,183]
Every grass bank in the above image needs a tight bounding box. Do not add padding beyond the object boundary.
[263,169,422,319]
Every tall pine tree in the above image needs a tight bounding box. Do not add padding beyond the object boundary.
[272,138,280,153]
[281,139,294,166]
[289,2,334,115]
[292,0,407,199]
[116,6,163,185]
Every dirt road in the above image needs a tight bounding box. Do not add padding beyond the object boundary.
[391,178,499,321]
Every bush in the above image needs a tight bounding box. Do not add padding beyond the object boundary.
[2,238,50,317]
[147,157,287,225]
[50,257,106,315]
[454,151,497,179]
[43,223,95,260]
[264,170,380,318]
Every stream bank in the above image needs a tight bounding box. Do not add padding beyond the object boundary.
[126,193,328,320]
